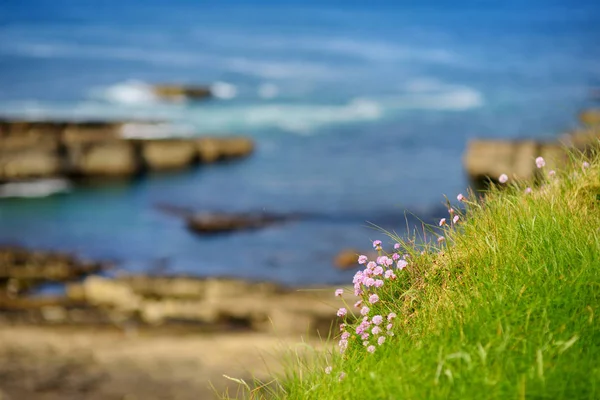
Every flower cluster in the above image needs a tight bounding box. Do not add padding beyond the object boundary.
[333,240,406,360]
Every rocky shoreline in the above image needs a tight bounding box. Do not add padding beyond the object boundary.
[0,119,254,183]
[463,109,600,189]
[0,246,350,399]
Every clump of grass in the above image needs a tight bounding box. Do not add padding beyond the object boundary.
[228,148,600,400]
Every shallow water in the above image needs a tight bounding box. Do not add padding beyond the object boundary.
[0,0,599,284]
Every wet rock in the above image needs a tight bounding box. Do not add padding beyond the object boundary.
[152,84,212,101]
[66,141,140,177]
[186,212,291,234]
[140,139,197,170]
[0,247,107,287]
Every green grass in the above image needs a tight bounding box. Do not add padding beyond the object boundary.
[229,150,600,400]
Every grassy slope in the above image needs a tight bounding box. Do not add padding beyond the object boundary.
[248,150,600,400]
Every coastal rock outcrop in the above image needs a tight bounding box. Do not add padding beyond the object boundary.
[464,109,599,189]
[0,247,109,295]
[152,84,212,101]
[0,119,254,183]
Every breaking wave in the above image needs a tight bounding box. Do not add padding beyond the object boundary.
[0,179,71,198]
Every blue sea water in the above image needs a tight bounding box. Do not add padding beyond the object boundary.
[0,0,599,284]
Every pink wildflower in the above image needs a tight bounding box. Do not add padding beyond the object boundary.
[339,372,346,381]
[361,333,370,340]
[387,323,393,330]
[499,174,508,184]
[367,345,376,353]
[394,243,401,249]
[354,300,362,308]
[373,266,384,276]
[392,253,400,261]
[352,271,364,284]
[525,187,532,194]
[384,270,396,279]
[377,336,386,345]
[369,294,380,304]
[339,339,348,352]
[357,255,368,264]
[363,341,369,346]
[373,240,382,249]
[387,313,396,320]
[397,260,408,270]
[364,277,375,287]
[437,236,445,243]
[367,261,377,269]
[335,288,343,297]
[448,208,455,214]
[536,156,545,168]
[372,315,383,325]
[374,279,384,288]
[360,306,370,316]
[378,256,392,266]
[583,161,590,169]
[325,366,332,374]
[548,170,556,177]
[457,193,465,202]
[439,218,446,227]
[339,323,346,331]
[341,331,350,340]
[372,326,382,335]
[453,215,459,224]
[337,308,347,317]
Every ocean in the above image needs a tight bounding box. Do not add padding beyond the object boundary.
[0,0,599,285]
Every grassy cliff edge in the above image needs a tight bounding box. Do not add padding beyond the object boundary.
[229,147,600,400]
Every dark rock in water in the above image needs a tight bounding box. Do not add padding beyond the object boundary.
[0,247,110,294]
[186,212,293,234]
[152,84,212,101]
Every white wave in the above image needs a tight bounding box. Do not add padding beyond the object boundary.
[0,81,482,135]
[0,178,71,198]
[211,81,237,100]
[89,80,160,105]
[390,80,484,110]
[119,122,195,139]
[257,83,279,99]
